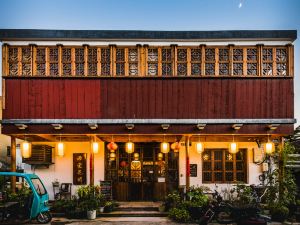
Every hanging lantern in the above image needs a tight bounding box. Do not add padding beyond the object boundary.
[125,142,134,154]
[109,152,116,160]
[92,142,99,154]
[229,142,239,154]
[21,141,32,158]
[157,152,163,160]
[196,142,204,154]
[171,142,181,153]
[265,142,274,154]
[57,142,65,157]
[107,142,118,151]
[161,142,170,154]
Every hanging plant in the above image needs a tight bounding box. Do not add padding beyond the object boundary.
[107,142,118,151]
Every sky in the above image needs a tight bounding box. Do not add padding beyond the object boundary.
[0,0,299,126]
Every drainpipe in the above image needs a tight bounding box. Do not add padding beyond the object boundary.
[185,136,190,191]
[11,136,16,192]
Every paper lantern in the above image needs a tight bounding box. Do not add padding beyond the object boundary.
[92,142,99,154]
[21,141,32,158]
[265,142,274,154]
[125,142,134,154]
[229,142,239,154]
[107,142,118,151]
[157,152,163,160]
[161,142,170,154]
[57,142,65,157]
[196,142,204,154]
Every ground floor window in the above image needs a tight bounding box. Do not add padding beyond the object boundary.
[202,149,247,183]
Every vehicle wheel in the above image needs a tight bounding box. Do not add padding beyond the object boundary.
[215,210,234,224]
[36,211,52,224]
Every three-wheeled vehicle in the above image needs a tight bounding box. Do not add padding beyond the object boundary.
[0,172,52,224]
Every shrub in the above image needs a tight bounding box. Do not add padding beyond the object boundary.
[187,186,209,207]
[168,207,191,223]
[270,204,289,222]
[164,191,181,211]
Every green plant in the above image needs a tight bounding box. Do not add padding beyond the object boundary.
[168,207,191,223]
[79,198,99,211]
[186,186,209,207]
[270,203,289,222]
[164,191,181,211]
[104,201,114,212]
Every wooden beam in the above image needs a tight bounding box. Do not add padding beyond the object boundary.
[38,134,57,142]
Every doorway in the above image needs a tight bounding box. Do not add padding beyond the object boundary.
[105,142,179,201]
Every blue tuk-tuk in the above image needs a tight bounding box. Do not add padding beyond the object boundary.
[0,172,52,224]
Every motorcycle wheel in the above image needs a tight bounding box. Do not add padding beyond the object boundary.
[36,211,52,224]
[215,210,235,224]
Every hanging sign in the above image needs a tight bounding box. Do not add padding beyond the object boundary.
[253,147,265,164]
[190,164,198,177]
[73,153,87,185]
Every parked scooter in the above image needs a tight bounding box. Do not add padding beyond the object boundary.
[0,172,52,224]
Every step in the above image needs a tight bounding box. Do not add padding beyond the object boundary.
[116,206,159,211]
[100,210,168,217]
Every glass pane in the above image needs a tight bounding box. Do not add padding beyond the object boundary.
[203,162,211,170]
[225,162,233,170]
[225,172,234,181]
[214,172,223,181]
[203,172,212,182]
[236,172,245,182]
[214,151,223,160]
[214,162,222,171]
[236,162,243,170]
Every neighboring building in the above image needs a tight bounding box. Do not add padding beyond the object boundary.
[0,29,297,200]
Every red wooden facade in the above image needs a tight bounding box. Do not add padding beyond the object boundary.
[3,78,294,120]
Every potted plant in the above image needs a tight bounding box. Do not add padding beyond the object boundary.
[270,203,289,222]
[79,198,98,220]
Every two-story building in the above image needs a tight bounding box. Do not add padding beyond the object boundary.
[0,29,297,200]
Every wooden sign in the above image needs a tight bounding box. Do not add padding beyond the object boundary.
[73,153,87,185]
[253,147,264,163]
[190,164,197,177]
[100,180,112,200]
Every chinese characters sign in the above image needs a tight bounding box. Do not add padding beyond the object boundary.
[73,153,87,185]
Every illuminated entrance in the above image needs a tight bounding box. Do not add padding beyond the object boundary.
[105,142,179,201]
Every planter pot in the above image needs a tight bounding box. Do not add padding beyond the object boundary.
[188,206,203,220]
[99,207,105,213]
[87,210,97,220]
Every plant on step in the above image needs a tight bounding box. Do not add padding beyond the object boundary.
[168,207,191,223]
[164,191,182,211]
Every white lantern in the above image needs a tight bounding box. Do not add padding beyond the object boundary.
[57,142,64,157]
[21,141,32,158]
[265,142,274,154]
[157,152,163,160]
[196,142,204,154]
[126,142,134,154]
[161,142,170,154]
[92,142,99,154]
[229,142,239,154]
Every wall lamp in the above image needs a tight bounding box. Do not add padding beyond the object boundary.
[161,124,170,130]
[88,123,98,130]
[125,124,135,130]
[15,124,28,130]
[232,124,243,130]
[52,124,63,130]
[268,124,280,131]
[196,124,206,130]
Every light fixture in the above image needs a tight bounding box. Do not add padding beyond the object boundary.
[110,152,116,160]
[265,135,274,154]
[196,135,204,154]
[52,124,63,130]
[171,141,180,153]
[196,124,206,130]
[161,142,170,154]
[229,135,239,154]
[21,140,32,158]
[232,124,243,130]
[268,124,280,131]
[157,152,163,160]
[56,135,64,157]
[161,124,170,130]
[133,153,139,161]
[88,123,98,130]
[15,124,28,130]
[125,124,135,130]
[126,135,134,154]
[107,142,118,151]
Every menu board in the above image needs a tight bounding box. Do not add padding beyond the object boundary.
[100,180,112,200]
[73,153,87,185]
[190,164,197,177]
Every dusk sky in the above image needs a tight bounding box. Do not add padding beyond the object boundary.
[0,0,299,126]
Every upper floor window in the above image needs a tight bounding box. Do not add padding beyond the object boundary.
[247,48,257,76]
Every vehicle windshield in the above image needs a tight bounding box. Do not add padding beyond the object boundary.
[31,178,46,195]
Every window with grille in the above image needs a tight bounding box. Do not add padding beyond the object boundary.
[177,48,187,76]
[101,48,111,76]
[262,47,273,76]
[162,48,173,76]
[8,47,19,76]
[202,149,247,183]
[49,47,59,76]
[218,48,229,76]
[276,48,287,76]
[247,48,258,76]
[36,48,46,76]
[147,48,158,76]
[205,48,215,75]
[62,47,72,76]
[88,48,98,76]
[22,47,32,76]
[191,48,202,76]
[128,48,139,76]
[75,48,84,76]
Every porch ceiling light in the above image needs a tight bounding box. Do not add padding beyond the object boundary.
[229,135,239,154]
[88,123,98,130]
[265,135,274,154]
[196,124,206,130]
[161,142,170,154]
[57,142,65,157]
[161,124,170,130]
[232,124,243,130]
[15,124,28,130]
[52,124,63,130]
[21,141,32,158]
[125,124,135,130]
[92,142,99,154]
[268,124,280,131]
[125,142,134,154]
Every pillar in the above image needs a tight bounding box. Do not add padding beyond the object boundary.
[11,136,16,192]
[185,136,190,191]
[90,153,94,185]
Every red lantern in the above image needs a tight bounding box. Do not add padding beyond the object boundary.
[171,142,181,152]
[120,161,128,168]
[107,142,118,151]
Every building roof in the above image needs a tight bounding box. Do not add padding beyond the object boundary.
[0,29,297,41]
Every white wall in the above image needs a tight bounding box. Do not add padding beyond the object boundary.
[25,141,105,200]
[179,142,262,192]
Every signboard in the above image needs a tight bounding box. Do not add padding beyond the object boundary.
[190,164,197,177]
[253,147,264,163]
[100,180,112,200]
[73,153,87,185]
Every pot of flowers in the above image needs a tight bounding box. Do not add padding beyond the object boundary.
[79,199,98,220]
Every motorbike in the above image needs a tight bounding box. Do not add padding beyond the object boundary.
[0,172,52,224]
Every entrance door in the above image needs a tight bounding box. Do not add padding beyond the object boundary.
[105,142,179,201]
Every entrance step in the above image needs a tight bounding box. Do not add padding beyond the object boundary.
[100,210,168,217]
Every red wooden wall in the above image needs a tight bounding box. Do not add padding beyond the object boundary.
[3,78,294,120]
